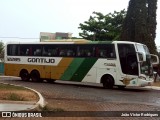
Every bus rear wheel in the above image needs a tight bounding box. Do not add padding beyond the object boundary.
[30,70,42,82]
[46,79,55,83]
[20,70,30,81]
[101,75,114,89]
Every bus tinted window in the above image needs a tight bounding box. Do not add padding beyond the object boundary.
[58,45,76,57]
[18,44,42,56]
[32,45,42,56]
[7,44,19,56]
[96,44,116,58]
[77,45,95,57]
[20,45,32,56]
[7,43,116,58]
[42,45,58,57]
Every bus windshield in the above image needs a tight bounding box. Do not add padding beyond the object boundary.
[136,44,153,76]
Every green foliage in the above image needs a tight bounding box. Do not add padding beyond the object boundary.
[0,41,4,59]
[120,0,157,54]
[79,10,126,41]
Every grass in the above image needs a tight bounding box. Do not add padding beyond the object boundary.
[7,93,26,101]
[0,84,27,90]
[0,84,38,101]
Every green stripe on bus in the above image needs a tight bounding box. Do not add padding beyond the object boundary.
[60,58,85,80]
[70,58,98,82]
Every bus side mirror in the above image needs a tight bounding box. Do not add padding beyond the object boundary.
[137,52,146,62]
[150,54,159,65]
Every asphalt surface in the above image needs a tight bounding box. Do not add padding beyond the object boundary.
[1,77,160,120]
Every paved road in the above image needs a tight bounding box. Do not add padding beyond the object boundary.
[1,77,160,120]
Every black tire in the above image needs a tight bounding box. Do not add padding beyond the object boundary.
[20,70,30,81]
[117,86,126,89]
[102,75,114,89]
[46,79,55,83]
[30,70,41,82]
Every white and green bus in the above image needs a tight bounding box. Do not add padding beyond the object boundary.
[4,40,159,88]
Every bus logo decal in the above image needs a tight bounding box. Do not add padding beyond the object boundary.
[7,57,21,62]
[27,58,55,64]
[104,63,116,67]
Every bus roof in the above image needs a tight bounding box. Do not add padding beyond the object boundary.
[6,39,144,45]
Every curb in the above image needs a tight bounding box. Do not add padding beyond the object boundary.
[0,82,47,110]
[25,86,47,108]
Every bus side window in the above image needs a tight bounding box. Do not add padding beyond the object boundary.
[34,49,41,56]
[42,45,58,57]
[42,48,48,56]
[96,44,116,58]
[59,50,65,56]
[67,50,74,57]
[25,49,30,55]
[7,44,19,56]
[77,52,81,56]
[99,50,106,58]
[76,47,81,57]
[108,45,116,58]
[77,45,94,57]
[96,46,107,58]
[20,50,25,56]
[19,45,33,56]
[51,49,58,56]
[86,51,91,57]
[47,49,52,56]
[78,50,84,57]
[20,46,25,56]
[58,45,76,57]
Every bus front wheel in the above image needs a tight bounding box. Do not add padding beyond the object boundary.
[20,69,30,81]
[101,75,114,89]
[30,70,41,82]
[117,85,126,89]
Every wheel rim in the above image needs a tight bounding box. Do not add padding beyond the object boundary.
[31,74,37,81]
[21,72,29,81]
[102,76,114,89]
[31,71,40,82]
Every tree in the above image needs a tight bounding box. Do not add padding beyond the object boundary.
[120,0,157,54]
[0,41,4,59]
[79,10,126,41]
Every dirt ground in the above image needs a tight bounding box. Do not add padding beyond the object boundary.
[0,84,39,102]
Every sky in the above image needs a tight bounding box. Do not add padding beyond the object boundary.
[0,0,160,47]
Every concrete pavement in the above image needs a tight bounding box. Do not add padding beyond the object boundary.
[0,103,35,111]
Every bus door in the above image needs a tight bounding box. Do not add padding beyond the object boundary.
[117,44,139,84]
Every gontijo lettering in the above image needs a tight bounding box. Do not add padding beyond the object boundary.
[28,58,55,63]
